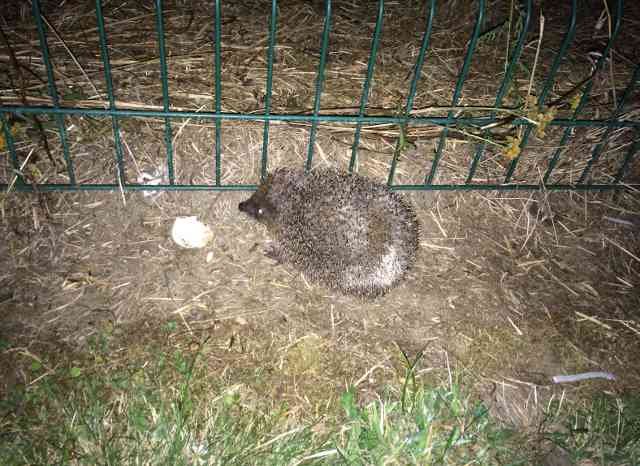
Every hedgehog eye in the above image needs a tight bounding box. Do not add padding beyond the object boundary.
[257,208,264,215]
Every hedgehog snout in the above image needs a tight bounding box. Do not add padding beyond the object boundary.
[239,199,262,220]
[238,200,253,215]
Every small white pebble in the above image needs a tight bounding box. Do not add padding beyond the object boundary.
[171,216,213,249]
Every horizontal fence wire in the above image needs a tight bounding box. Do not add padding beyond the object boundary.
[0,0,638,193]
[0,182,626,193]
[4,106,637,127]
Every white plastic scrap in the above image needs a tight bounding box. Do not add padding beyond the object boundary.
[138,168,166,198]
[171,216,213,249]
[552,371,616,384]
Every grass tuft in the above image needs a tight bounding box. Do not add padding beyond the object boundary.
[322,383,523,465]
[541,394,640,465]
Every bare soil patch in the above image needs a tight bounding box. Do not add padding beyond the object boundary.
[1,186,638,427]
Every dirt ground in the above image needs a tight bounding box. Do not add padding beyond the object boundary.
[1,0,639,430]
[1,183,638,429]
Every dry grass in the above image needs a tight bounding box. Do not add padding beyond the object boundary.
[1,0,639,435]
[2,0,639,187]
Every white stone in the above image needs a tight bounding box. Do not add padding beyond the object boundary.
[171,216,213,249]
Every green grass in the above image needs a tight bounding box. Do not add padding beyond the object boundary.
[1,330,638,465]
[1,337,317,465]
[322,384,522,465]
[542,394,640,465]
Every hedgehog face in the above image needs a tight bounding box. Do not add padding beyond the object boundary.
[239,195,276,224]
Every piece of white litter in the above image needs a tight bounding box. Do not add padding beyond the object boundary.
[171,216,213,249]
[603,216,636,228]
[138,169,165,198]
[552,372,616,384]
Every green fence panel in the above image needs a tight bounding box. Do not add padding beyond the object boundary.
[0,0,637,193]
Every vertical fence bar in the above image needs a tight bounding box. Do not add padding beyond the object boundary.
[31,0,76,185]
[260,0,278,182]
[387,0,435,186]
[578,62,639,184]
[425,0,485,185]
[95,0,126,185]
[214,0,222,185]
[613,130,639,184]
[349,0,384,174]
[1,113,23,186]
[154,0,175,184]
[466,0,531,184]
[305,0,332,173]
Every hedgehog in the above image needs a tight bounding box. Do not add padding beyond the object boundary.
[238,167,419,298]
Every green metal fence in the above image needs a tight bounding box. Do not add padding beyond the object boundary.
[1,0,638,192]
